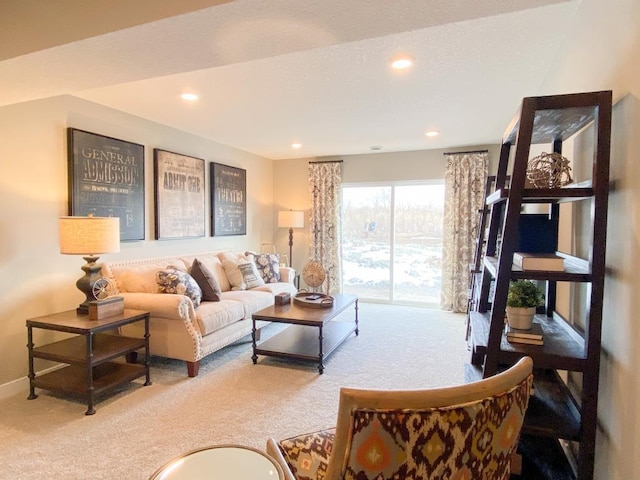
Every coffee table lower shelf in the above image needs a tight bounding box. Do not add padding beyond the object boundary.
[253,322,356,373]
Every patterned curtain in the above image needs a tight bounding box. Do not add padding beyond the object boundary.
[441,152,488,312]
[308,161,342,294]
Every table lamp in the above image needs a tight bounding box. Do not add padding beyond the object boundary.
[278,210,304,268]
[59,215,120,314]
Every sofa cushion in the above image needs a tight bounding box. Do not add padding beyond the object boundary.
[156,267,202,308]
[253,253,281,283]
[195,300,245,335]
[221,290,274,319]
[190,258,222,302]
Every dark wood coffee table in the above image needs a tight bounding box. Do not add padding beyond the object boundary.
[251,294,358,374]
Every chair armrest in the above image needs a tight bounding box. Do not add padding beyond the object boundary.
[279,267,295,284]
[266,438,297,480]
[267,429,334,479]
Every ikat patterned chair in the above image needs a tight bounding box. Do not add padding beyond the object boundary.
[266,357,533,480]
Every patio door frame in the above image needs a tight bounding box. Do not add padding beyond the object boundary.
[340,180,444,306]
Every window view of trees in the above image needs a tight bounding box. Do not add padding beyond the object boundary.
[341,183,444,305]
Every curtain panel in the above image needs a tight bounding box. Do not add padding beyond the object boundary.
[441,152,488,312]
[308,162,342,294]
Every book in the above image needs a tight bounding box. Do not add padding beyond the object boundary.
[506,336,544,346]
[513,252,565,271]
[505,322,544,339]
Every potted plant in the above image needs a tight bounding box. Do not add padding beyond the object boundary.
[506,279,544,329]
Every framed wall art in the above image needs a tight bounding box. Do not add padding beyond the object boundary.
[67,128,145,241]
[210,162,246,236]
[154,149,206,240]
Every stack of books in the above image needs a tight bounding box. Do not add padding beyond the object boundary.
[505,322,544,345]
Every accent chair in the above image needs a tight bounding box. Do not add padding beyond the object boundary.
[266,356,533,480]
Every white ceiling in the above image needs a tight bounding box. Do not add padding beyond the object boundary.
[1,0,578,160]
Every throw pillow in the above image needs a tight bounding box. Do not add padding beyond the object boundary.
[221,259,247,290]
[156,267,202,308]
[253,253,281,283]
[190,258,221,302]
[238,261,265,289]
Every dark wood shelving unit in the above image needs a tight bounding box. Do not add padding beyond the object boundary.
[466,90,612,480]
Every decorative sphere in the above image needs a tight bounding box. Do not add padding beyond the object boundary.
[302,261,326,288]
[526,152,573,188]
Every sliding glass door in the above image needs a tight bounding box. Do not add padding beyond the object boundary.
[341,186,392,301]
[341,182,444,306]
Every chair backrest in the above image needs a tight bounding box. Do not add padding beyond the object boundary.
[324,356,533,480]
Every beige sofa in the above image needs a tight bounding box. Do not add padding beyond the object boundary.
[102,251,296,377]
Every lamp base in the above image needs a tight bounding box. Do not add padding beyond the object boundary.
[288,227,294,268]
[76,256,102,315]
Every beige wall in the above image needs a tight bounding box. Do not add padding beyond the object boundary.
[1,0,638,476]
[273,145,500,276]
[537,0,640,478]
[0,95,274,388]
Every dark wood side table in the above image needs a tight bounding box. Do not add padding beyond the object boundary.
[26,309,151,415]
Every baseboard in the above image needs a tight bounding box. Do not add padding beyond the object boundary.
[0,364,64,401]
[0,376,29,401]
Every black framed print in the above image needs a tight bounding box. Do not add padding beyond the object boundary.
[67,128,145,241]
[211,162,246,236]
[154,149,206,240]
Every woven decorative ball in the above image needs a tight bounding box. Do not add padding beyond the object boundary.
[526,152,573,188]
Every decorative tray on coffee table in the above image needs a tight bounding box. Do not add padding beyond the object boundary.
[293,291,334,308]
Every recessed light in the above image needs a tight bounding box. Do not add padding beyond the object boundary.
[181,93,198,101]
[370,146,383,151]
[291,143,302,149]
[390,54,414,70]
[425,130,440,137]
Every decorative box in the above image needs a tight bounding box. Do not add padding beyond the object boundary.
[274,292,291,305]
[88,296,125,320]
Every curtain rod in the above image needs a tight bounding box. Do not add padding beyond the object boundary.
[309,160,344,164]
[442,149,488,155]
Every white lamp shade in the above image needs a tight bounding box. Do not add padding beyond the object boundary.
[278,210,304,229]
[59,216,120,255]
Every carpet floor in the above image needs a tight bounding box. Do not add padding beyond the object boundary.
[0,303,467,480]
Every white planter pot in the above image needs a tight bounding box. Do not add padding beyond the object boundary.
[506,306,536,330]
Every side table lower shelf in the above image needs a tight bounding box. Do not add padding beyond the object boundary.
[32,363,146,396]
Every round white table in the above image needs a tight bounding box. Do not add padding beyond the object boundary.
[148,444,284,480]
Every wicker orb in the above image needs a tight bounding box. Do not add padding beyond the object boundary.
[526,152,573,188]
